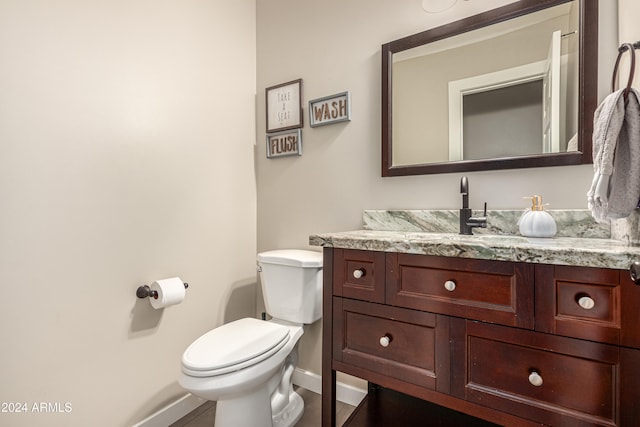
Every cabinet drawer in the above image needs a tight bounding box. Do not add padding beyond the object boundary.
[454,321,631,426]
[332,249,385,303]
[536,264,640,348]
[387,253,534,328]
[333,297,449,392]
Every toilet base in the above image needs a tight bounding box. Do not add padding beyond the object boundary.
[214,388,304,427]
[215,386,272,427]
[273,390,304,427]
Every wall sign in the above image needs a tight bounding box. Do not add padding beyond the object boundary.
[266,129,302,159]
[266,79,303,133]
[309,91,351,127]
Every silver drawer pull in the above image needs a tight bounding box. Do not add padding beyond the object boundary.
[353,269,365,279]
[528,371,543,387]
[444,280,456,292]
[379,335,392,347]
[578,296,595,310]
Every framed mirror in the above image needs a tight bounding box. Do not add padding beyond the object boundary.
[382,0,597,176]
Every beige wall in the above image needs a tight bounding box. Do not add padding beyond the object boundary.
[256,0,621,383]
[619,0,639,88]
[0,1,256,426]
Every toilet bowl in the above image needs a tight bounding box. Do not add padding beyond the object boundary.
[179,250,323,427]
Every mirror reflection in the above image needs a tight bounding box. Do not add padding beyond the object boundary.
[382,0,597,176]
[393,2,577,165]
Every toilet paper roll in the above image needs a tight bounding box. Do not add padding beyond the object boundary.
[149,277,186,309]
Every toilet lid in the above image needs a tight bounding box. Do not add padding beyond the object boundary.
[182,318,290,376]
[257,249,322,267]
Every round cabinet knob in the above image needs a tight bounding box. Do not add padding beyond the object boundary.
[630,261,640,285]
[528,371,543,387]
[353,269,365,279]
[444,280,456,292]
[578,296,595,310]
[379,335,392,347]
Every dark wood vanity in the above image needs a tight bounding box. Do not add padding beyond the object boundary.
[321,248,640,426]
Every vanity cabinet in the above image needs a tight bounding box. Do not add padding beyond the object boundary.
[323,248,640,427]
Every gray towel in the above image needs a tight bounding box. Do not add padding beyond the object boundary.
[587,88,640,222]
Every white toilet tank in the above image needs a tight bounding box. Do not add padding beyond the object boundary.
[257,249,323,324]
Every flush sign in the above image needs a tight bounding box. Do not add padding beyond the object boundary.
[266,129,302,158]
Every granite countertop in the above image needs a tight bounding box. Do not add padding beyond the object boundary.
[309,210,640,270]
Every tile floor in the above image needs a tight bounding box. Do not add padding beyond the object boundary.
[169,387,354,427]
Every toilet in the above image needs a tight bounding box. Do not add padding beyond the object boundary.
[179,249,323,427]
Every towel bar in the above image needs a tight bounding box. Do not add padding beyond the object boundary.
[611,41,640,102]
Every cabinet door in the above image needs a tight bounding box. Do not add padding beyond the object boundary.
[452,321,640,426]
[387,253,534,328]
[536,264,640,349]
[332,248,386,303]
[333,297,450,393]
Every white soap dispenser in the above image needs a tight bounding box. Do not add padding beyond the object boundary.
[518,195,557,238]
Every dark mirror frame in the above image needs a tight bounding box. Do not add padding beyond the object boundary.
[382,0,597,177]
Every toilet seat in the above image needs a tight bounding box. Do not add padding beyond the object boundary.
[182,318,290,378]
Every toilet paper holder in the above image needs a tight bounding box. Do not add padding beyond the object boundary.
[136,282,189,299]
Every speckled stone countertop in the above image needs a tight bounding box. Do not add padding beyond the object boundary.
[309,210,640,270]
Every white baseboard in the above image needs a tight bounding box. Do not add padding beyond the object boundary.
[131,393,207,427]
[292,368,366,408]
[133,369,366,426]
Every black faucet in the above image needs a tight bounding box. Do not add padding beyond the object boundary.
[459,176,487,235]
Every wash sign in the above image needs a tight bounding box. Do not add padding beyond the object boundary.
[309,92,351,127]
